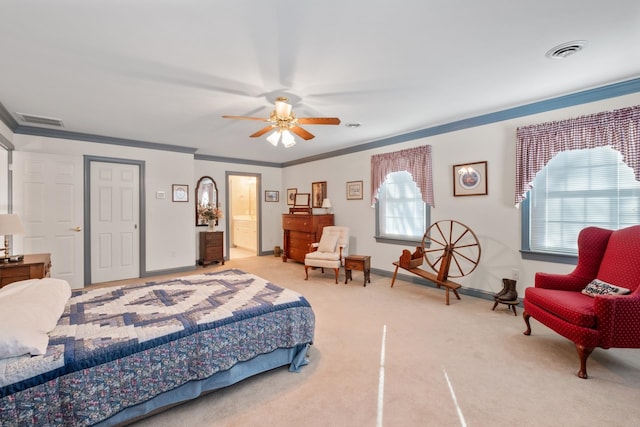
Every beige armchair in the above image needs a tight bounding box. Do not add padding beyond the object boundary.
[304,226,350,284]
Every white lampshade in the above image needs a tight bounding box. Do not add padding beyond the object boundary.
[0,214,25,258]
[321,198,332,208]
[266,130,281,146]
[0,214,25,235]
[281,130,296,147]
[274,99,292,118]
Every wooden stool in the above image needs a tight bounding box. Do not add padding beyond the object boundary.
[492,299,519,316]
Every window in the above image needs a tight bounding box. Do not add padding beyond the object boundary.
[522,146,640,262]
[375,171,429,244]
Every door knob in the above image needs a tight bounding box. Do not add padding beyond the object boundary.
[72,226,82,232]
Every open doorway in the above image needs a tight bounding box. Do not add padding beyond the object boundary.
[226,173,260,259]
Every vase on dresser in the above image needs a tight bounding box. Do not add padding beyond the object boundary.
[208,222,216,231]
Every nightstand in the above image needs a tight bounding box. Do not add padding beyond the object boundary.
[0,253,52,288]
[199,231,225,266]
[344,255,371,287]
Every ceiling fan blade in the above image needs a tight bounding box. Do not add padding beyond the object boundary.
[222,115,268,121]
[250,126,275,138]
[290,126,315,140]
[297,117,341,125]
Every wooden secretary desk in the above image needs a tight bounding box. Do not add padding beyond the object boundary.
[282,214,334,263]
[0,253,52,288]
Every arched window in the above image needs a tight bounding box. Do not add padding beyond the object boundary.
[375,171,430,244]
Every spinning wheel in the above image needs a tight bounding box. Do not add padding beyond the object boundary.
[421,220,481,282]
[391,219,481,304]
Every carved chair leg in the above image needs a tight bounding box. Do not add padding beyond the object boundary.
[333,268,339,284]
[576,344,594,379]
[304,265,309,280]
[523,310,532,336]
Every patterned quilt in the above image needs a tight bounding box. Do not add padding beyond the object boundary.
[0,269,315,426]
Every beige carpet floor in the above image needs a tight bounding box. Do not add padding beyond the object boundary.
[100,256,640,427]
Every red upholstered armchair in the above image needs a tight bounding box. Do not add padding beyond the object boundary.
[523,225,640,379]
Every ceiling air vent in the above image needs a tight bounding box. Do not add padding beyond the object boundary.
[16,112,64,127]
[545,40,587,59]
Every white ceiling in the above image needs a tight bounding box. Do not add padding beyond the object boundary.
[1,1,639,165]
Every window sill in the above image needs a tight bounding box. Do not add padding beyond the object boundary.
[520,250,577,265]
[374,236,424,247]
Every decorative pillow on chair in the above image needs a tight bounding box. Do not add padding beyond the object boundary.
[581,279,631,297]
[317,232,339,253]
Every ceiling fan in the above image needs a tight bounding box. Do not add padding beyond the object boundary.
[222,97,340,147]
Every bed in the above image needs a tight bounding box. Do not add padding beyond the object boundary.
[0,269,315,426]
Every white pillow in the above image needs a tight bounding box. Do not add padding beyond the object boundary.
[581,279,631,297]
[317,232,339,253]
[0,278,71,358]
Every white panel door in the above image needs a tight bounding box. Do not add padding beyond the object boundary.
[90,161,139,283]
[12,152,84,288]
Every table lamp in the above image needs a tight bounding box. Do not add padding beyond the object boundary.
[321,198,332,213]
[0,214,25,262]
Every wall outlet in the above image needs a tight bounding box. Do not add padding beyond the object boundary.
[511,269,520,281]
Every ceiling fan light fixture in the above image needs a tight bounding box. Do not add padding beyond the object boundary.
[223,95,339,147]
[274,97,292,118]
[281,130,296,148]
[266,130,281,146]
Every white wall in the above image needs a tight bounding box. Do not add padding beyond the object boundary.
[4,91,639,292]
[194,159,283,255]
[283,92,640,296]
[12,134,195,274]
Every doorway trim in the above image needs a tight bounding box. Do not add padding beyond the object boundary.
[83,155,146,285]
[225,171,262,257]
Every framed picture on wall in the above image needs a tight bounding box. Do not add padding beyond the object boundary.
[265,190,279,202]
[346,181,363,200]
[287,188,297,205]
[453,161,488,196]
[172,184,189,202]
[311,181,327,208]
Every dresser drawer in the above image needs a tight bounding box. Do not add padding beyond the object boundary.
[289,231,313,249]
[204,232,223,244]
[283,216,312,232]
[289,247,309,262]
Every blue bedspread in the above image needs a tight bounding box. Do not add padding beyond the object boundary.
[0,269,315,426]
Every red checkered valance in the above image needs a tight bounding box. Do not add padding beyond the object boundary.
[515,105,640,206]
[370,145,434,207]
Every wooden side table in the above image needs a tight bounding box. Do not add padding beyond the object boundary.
[199,231,225,266]
[344,255,371,287]
[0,253,52,289]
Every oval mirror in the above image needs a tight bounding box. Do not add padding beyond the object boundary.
[195,176,219,226]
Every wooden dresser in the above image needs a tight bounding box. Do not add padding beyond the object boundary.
[199,231,225,266]
[282,214,334,263]
[0,253,52,289]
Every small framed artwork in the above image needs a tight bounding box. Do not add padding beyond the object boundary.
[265,190,279,202]
[453,161,488,196]
[287,188,297,205]
[312,181,327,208]
[172,184,189,202]
[346,180,363,200]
